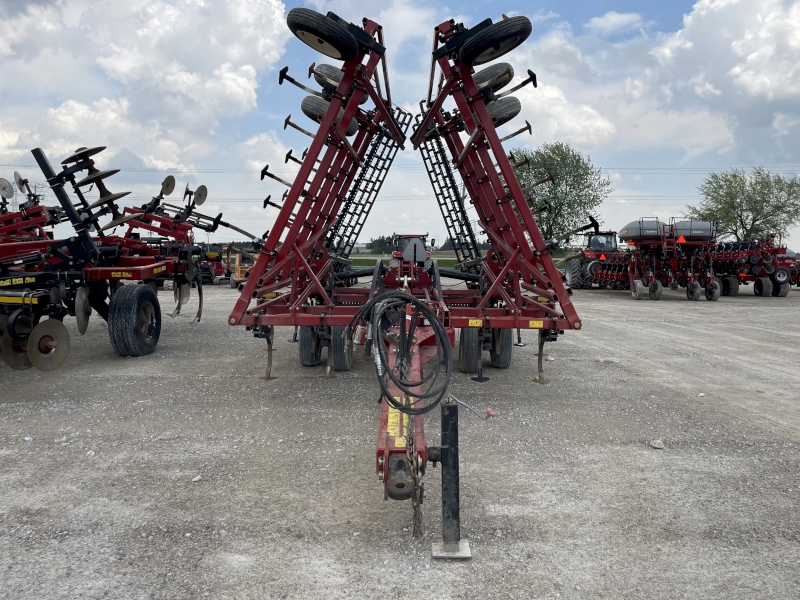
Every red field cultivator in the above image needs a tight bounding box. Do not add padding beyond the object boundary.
[229,9,587,556]
[0,146,252,371]
[622,218,720,301]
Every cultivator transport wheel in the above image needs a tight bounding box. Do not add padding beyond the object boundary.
[1,332,33,370]
[457,328,479,373]
[773,283,790,297]
[485,97,521,128]
[301,96,358,136]
[26,319,70,371]
[230,277,238,289]
[298,326,322,367]
[705,280,721,302]
[686,281,702,301]
[286,8,359,61]
[753,277,773,297]
[458,16,533,66]
[474,62,514,91]
[566,260,582,288]
[108,284,162,357]
[631,279,644,300]
[330,325,354,371]
[489,328,513,368]
[648,280,663,300]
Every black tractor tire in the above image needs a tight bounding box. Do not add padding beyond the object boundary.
[473,62,514,92]
[301,95,358,136]
[458,327,480,373]
[314,64,368,104]
[649,279,663,300]
[484,96,521,128]
[631,279,644,300]
[773,282,790,297]
[686,281,702,301]
[108,284,161,357]
[705,280,721,301]
[566,259,583,288]
[299,326,322,367]
[459,16,533,66]
[489,328,513,368]
[330,325,353,371]
[230,277,238,289]
[286,8,360,62]
[753,277,773,297]
[726,276,740,296]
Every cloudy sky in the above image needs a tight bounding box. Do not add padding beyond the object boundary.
[1,0,799,246]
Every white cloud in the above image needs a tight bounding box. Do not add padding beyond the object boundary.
[0,0,290,166]
[584,12,643,36]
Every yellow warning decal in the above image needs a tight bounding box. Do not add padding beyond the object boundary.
[387,405,407,448]
[468,319,483,327]
[154,265,166,274]
[537,296,548,302]
[111,271,133,278]
[529,320,544,329]
[0,296,38,304]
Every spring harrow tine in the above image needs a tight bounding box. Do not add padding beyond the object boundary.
[284,114,315,138]
[498,120,531,143]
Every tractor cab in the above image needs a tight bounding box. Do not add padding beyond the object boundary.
[392,233,431,265]
[582,231,618,258]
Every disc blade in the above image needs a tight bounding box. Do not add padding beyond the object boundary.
[0,178,13,200]
[174,283,190,306]
[161,175,176,196]
[61,146,106,165]
[14,171,25,192]
[75,169,121,188]
[194,185,207,206]
[27,319,70,371]
[75,286,90,335]
[1,332,33,370]
[101,213,142,231]
[87,191,131,210]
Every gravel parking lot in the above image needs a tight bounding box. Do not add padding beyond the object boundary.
[1,285,799,599]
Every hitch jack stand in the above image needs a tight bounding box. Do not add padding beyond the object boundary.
[432,400,471,559]
[514,328,526,347]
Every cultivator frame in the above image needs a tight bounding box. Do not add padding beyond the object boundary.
[228,9,587,555]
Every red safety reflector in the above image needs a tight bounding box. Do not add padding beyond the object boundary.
[677,235,686,243]
[599,253,606,261]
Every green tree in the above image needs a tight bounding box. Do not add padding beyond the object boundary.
[366,235,394,254]
[510,142,611,240]
[686,167,800,241]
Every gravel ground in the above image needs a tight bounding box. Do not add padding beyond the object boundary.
[1,284,799,599]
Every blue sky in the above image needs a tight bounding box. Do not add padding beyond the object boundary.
[1,0,799,245]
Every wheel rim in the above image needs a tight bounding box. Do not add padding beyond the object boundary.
[296,31,345,59]
[139,302,156,340]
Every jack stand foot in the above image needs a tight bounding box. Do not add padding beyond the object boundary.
[532,374,550,385]
[514,328,526,347]
[431,539,471,560]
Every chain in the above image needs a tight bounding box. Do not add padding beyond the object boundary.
[405,399,422,538]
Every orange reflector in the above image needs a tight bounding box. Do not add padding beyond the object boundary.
[677,235,686,243]
[599,253,606,261]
